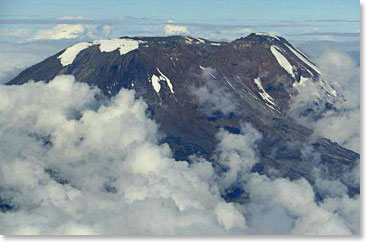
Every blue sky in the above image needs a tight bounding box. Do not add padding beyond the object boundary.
[0,0,360,22]
[0,0,360,43]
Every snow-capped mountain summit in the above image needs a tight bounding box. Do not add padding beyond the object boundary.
[7,33,358,200]
[9,33,340,113]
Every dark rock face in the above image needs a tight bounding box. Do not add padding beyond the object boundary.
[7,34,359,197]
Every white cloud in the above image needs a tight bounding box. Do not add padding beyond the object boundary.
[33,24,90,40]
[0,75,248,235]
[102,25,112,36]
[215,123,262,192]
[288,49,360,153]
[0,41,71,84]
[313,51,360,153]
[244,174,357,235]
[243,28,252,33]
[313,110,359,152]
[164,23,189,35]
[190,68,238,116]
[319,35,333,41]
[59,16,91,20]
[214,202,246,231]
[0,28,31,38]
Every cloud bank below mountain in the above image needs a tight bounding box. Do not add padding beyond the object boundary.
[0,75,359,235]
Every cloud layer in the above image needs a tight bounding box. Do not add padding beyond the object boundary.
[164,22,189,35]
[0,76,247,235]
[0,15,360,43]
[33,24,96,40]
[288,49,360,153]
[0,75,359,235]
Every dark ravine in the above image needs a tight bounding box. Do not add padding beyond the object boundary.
[7,33,359,200]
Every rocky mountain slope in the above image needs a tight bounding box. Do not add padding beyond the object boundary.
[7,33,359,199]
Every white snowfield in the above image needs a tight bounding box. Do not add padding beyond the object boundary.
[149,68,175,94]
[93,39,143,55]
[57,42,92,66]
[58,38,144,66]
[254,77,278,112]
[270,45,295,78]
[285,43,321,75]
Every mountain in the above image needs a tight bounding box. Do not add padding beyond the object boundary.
[7,33,359,200]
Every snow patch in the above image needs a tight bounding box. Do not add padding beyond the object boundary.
[195,37,205,44]
[223,76,235,90]
[210,43,221,46]
[93,38,143,55]
[57,42,92,66]
[149,68,175,94]
[270,46,295,78]
[329,89,338,96]
[285,43,321,75]
[254,77,278,111]
[157,68,174,93]
[185,37,193,44]
[170,57,176,67]
[150,75,161,93]
[58,38,144,66]
[185,37,205,44]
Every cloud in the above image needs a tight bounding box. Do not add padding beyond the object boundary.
[214,123,262,193]
[0,40,79,84]
[102,25,112,36]
[0,74,359,235]
[312,110,359,152]
[0,75,248,235]
[244,174,358,235]
[0,14,361,42]
[59,16,92,20]
[196,120,358,235]
[164,23,189,35]
[309,19,359,23]
[319,35,333,41]
[190,67,238,116]
[33,24,92,40]
[312,50,360,152]
[289,32,360,38]
[287,48,360,153]
[243,28,252,33]
[0,28,31,38]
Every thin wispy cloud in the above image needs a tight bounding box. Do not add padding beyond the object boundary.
[290,32,360,37]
